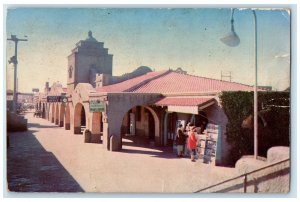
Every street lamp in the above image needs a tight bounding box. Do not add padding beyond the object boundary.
[220,8,258,159]
[220,9,240,47]
[7,34,28,113]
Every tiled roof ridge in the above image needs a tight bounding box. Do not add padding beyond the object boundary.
[125,69,172,92]
[171,69,253,88]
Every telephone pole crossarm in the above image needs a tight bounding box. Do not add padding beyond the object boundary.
[7,34,28,113]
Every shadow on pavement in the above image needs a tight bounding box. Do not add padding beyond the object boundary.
[120,147,186,159]
[7,129,84,192]
[29,122,61,129]
[121,136,181,159]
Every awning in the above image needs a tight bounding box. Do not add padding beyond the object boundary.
[155,97,216,114]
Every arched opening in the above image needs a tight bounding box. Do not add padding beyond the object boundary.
[120,105,160,150]
[191,110,208,134]
[165,112,178,146]
[145,108,155,141]
[59,103,65,127]
[51,103,55,123]
[81,107,86,126]
[90,112,103,143]
[161,110,209,158]
[55,103,59,125]
[74,103,86,134]
[65,104,70,130]
[42,103,46,118]
[47,103,50,121]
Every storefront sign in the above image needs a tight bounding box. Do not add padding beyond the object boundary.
[47,96,62,102]
[90,100,105,112]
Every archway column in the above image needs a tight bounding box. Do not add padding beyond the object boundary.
[89,112,102,143]
[55,103,59,125]
[102,114,111,150]
[163,111,169,146]
[46,103,50,121]
[58,103,65,127]
[42,103,46,118]
[74,110,82,134]
[147,106,164,146]
[64,103,71,130]
[103,109,122,151]
[51,103,55,123]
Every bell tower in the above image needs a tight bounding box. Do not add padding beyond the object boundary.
[67,31,113,94]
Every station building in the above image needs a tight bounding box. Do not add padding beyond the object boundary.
[36,31,254,165]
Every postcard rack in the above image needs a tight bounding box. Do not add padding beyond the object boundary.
[197,124,219,164]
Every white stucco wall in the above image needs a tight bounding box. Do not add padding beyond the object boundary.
[203,102,229,165]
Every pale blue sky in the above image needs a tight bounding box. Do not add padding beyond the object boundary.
[6,8,290,92]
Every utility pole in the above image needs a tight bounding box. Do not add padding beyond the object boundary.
[221,71,232,82]
[7,34,28,113]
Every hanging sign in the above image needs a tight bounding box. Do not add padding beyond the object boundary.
[90,99,105,112]
[47,96,62,102]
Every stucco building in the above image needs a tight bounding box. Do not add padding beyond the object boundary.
[36,31,254,165]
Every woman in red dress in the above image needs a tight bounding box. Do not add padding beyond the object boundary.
[188,126,197,162]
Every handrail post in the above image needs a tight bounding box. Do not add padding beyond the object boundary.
[243,174,247,193]
[194,159,289,193]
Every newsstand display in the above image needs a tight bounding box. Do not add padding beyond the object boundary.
[197,123,221,165]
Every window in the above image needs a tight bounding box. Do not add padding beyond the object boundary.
[68,66,73,78]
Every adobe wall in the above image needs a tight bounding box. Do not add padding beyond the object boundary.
[103,93,162,151]
[233,147,290,193]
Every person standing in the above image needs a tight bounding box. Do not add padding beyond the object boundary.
[183,122,191,157]
[188,126,198,162]
[176,124,185,157]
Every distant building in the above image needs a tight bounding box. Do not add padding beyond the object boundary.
[17,93,34,103]
[6,90,13,101]
[6,90,13,111]
[284,87,290,92]
[32,88,39,93]
[258,86,272,91]
[7,90,35,111]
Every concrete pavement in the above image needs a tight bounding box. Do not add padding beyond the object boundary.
[6,112,238,193]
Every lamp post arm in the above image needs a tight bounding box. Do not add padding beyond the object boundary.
[230,8,236,32]
[252,10,258,159]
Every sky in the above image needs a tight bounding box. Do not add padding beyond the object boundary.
[5,7,291,93]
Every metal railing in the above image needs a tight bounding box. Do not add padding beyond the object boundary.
[194,158,290,193]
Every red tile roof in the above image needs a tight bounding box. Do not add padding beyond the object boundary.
[96,69,254,93]
[155,97,215,106]
[133,71,253,93]
[96,70,169,92]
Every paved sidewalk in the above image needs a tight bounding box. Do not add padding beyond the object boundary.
[7,112,238,193]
